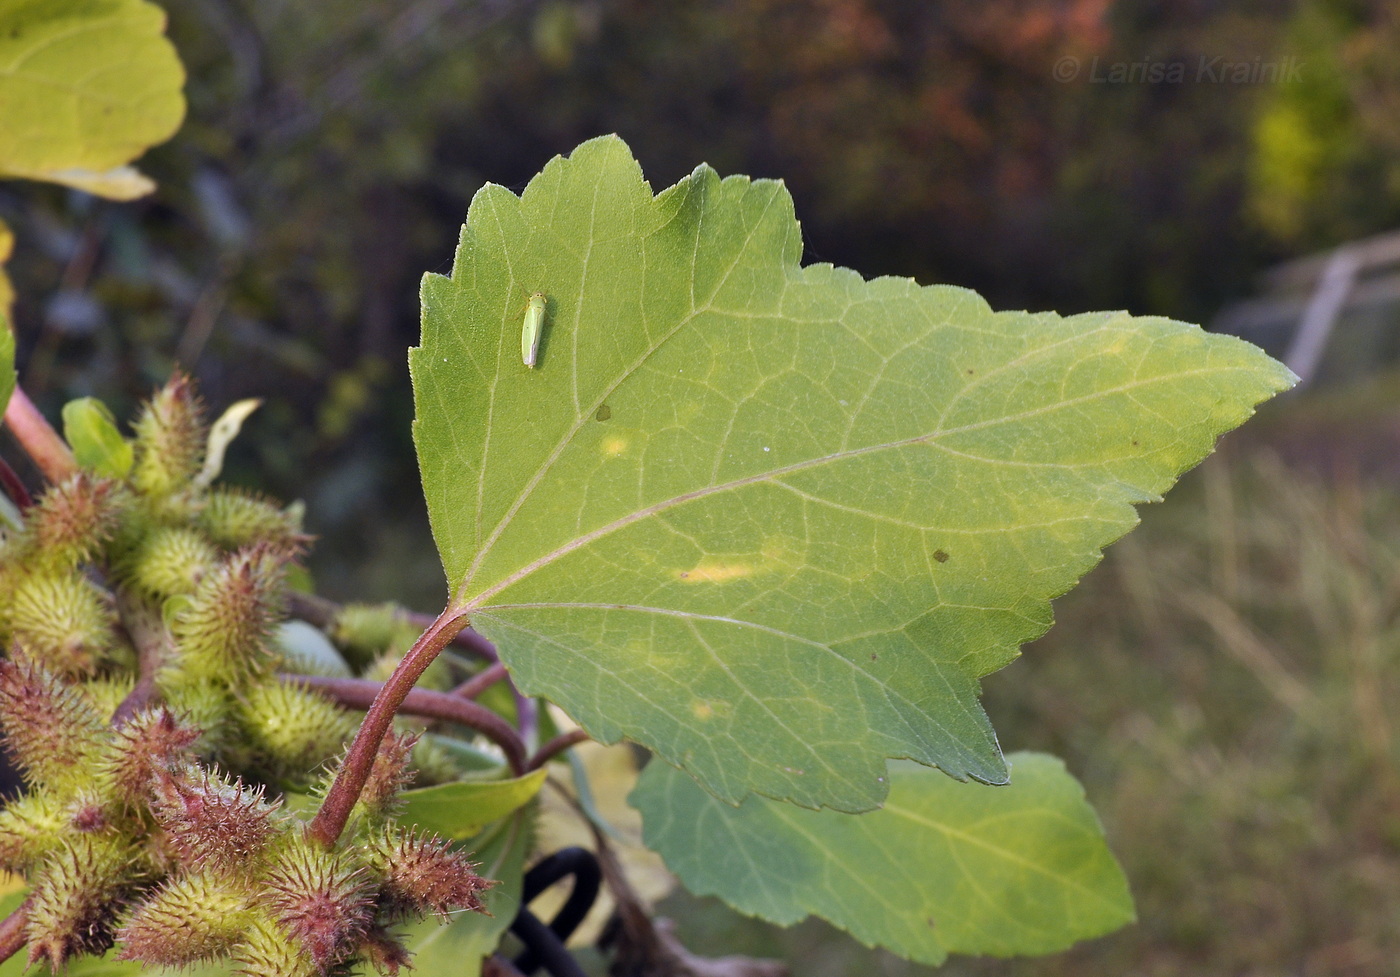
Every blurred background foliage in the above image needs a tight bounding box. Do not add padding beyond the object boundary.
[4,3,1400,968]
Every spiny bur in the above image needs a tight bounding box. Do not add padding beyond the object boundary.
[7,570,117,677]
[356,925,412,976]
[329,603,415,669]
[25,834,136,971]
[235,680,355,786]
[100,708,200,809]
[118,871,254,966]
[260,835,374,972]
[199,487,308,553]
[0,658,107,791]
[356,728,417,820]
[0,792,66,873]
[130,373,206,502]
[364,648,452,691]
[366,825,491,921]
[169,545,286,683]
[151,766,281,872]
[118,525,221,599]
[78,675,138,723]
[233,914,320,977]
[64,785,114,834]
[24,473,122,569]
[317,728,417,827]
[160,680,233,757]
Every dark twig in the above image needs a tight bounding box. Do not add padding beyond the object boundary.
[509,907,589,977]
[0,456,31,511]
[586,810,788,976]
[0,896,32,966]
[513,846,601,975]
[484,954,527,977]
[528,730,589,771]
[452,661,508,699]
[2,386,76,483]
[307,608,480,847]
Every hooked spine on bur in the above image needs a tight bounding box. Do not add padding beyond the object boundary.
[0,375,494,974]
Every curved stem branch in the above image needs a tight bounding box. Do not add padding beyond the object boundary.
[306,604,520,851]
[0,896,31,966]
[452,661,508,699]
[3,386,76,483]
[306,608,475,847]
[528,729,589,771]
[293,673,526,776]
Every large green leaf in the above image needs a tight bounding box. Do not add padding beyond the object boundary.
[631,752,1134,964]
[398,768,547,841]
[0,0,185,199]
[412,135,1294,812]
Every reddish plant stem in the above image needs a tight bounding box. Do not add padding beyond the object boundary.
[0,456,31,511]
[515,692,538,748]
[452,661,509,699]
[111,673,160,728]
[305,607,507,848]
[403,609,498,661]
[293,672,527,777]
[2,386,76,483]
[528,729,590,770]
[284,591,340,630]
[109,593,170,726]
[0,896,31,966]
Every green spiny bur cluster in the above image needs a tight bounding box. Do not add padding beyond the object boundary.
[0,377,491,974]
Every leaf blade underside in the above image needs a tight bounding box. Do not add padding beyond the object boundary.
[631,752,1136,965]
[412,135,1295,812]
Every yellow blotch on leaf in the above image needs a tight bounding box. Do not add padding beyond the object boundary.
[676,561,756,584]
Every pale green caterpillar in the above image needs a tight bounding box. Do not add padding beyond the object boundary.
[522,292,546,367]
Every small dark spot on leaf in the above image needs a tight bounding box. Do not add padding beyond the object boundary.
[679,572,689,579]
[966,368,974,375]
[933,550,950,563]
[595,404,612,421]
[1132,440,1140,446]
[927,917,936,929]
[870,654,877,661]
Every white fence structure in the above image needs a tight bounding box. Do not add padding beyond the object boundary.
[1212,229,1400,388]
